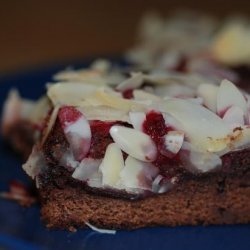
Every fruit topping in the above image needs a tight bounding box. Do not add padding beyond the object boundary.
[87,121,117,159]
[58,106,91,161]
[21,60,250,196]
[122,89,134,99]
[143,111,170,139]
[163,131,184,155]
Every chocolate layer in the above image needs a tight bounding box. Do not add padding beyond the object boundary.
[39,162,250,230]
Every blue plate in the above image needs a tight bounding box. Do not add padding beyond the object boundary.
[0,60,249,250]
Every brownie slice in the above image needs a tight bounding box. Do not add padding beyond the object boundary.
[6,60,248,231]
[34,109,250,230]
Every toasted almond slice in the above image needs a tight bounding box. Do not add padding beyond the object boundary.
[2,90,22,134]
[99,143,124,187]
[133,89,161,102]
[41,106,60,146]
[72,158,101,182]
[160,98,231,153]
[120,156,158,190]
[180,142,222,173]
[29,96,51,125]
[197,83,219,112]
[110,126,157,162]
[155,84,196,98]
[227,126,250,152]
[2,90,35,134]
[94,91,144,112]
[129,112,146,131]
[116,72,144,91]
[47,82,101,106]
[188,150,222,173]
[78,105,129,122]
[217,79,247,117]
[53,68,107,84]
[222,105,245,129]
[22,146,46,180]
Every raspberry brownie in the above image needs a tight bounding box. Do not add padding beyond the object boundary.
[127,12,250,91]
[19,61,250,230]
[2,90,51,158]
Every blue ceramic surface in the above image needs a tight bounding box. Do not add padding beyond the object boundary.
[0,60,249,250]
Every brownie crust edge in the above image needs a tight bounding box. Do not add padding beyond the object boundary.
[40,169,250,230]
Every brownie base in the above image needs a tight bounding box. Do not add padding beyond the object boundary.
[39,166,250,230]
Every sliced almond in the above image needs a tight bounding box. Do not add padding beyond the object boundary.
[72,158,101,182]
[47,82,101,106]
[222,105,245,129]
[197,83,219,112]
[22,146,46,179]
[133,89,161,102]
[120,156,159,190]
[160,98,231,152]
[110,126,157,162]
[187,150,222,173]
[116,72,144,91]
[180,142,222,172]
[78,105,129,122]
[129,112,146,131]
[41,106,60,146]
[2,89,22,134]
[29,96,51,125]
[94,91,144,112]
[99,143,124,187]
[217,79,247,117]
[53,68,107,84]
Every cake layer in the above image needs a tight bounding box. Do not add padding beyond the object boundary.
[39,164,250,230]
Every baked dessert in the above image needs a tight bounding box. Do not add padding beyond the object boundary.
[1,90,51,158]
[127,11,250,91]
[17,60,250,230]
